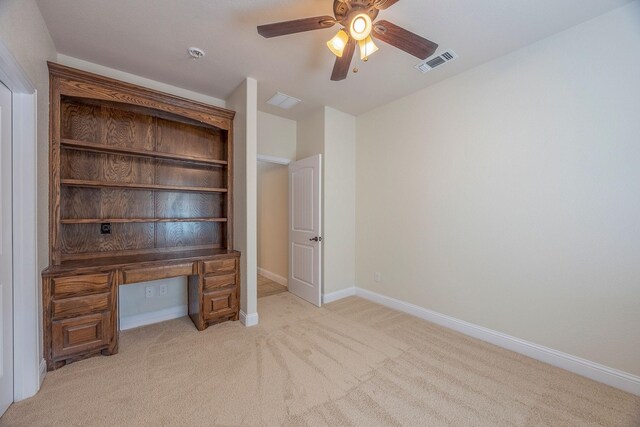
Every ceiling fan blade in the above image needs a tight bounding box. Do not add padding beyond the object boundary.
[374,0,401,10]
[257,16,335,38]
[330,38,356,81]
[372,20,438,60]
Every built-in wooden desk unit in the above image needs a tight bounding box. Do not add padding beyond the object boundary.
[42,63,240,370]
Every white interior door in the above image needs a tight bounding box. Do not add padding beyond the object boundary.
[288,155,322,307]
[0,82,13,415]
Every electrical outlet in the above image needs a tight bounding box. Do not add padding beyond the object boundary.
[158,284,168,296]
[374,272,382,283]
[145,286,155,298]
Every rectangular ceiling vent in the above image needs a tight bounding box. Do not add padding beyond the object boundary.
[415,49,459,74]
[267,92,302,110]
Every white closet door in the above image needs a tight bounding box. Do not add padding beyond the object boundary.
[288,154,322,307]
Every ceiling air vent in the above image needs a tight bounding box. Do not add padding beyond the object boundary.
[415,49,459,74]
[267,92,302,110]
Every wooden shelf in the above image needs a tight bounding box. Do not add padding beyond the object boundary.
[61,179,228,194]
[61,138,228,167]
[61,218,228,224]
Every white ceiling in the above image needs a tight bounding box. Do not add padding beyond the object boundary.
[36,0,632,120]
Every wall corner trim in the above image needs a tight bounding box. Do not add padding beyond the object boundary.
[39,359,47,387]
[322,287,356,304]
[240,311,259,327]
[325,286,640,396]
[257,267,288,287]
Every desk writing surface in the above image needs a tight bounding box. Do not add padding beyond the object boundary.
[43,249,240,276]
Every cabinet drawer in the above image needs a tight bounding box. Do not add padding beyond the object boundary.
[203,273,236,292]
[53,293,111,320]
[203,288,237,320]
[203,258,236,275]
[53,273,111,298]
[52,312,111,359]
[123,263,194,284]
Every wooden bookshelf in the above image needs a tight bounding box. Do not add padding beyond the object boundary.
[61,138,228,167]
[61,179,228,194]
[42,62,241,371]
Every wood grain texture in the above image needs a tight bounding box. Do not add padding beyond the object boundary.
[45,62,239,369]
[203,273,236,292]
[102,105,154,150]
[51,312,111,359]
[372,19,438,60]
[257,15,335,38]
[60,223,155,254]
[49,62,235,129]
[61,150,155,184]
[52,293,111,320]
[61,187,154,221]
[61,179,227,194]
[61,100,100,143]
[122,263,195,284]
[156,118,225,161]
[155,161,225,188]
[203,258,236,274]
[203,288,237,321]
[155,192,225,219]
[44,249,239,275]
[155,222,221,248]
[52,273,111,298]
[61,139,227,167]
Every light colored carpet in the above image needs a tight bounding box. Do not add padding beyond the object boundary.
[2,294,639,426]
[258,274,287,299]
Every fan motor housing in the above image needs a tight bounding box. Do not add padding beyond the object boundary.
[334,0,379,24]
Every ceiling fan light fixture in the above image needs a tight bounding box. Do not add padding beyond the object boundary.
[327,29,349,57]
[349,13,372,41]
[358,36,378,61]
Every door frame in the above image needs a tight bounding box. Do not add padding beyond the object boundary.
[0,39,41,401]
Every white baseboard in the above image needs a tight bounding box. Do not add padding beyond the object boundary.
[39,359,47,387]
[323,287,356,304]
[258,267,288,287]
[322,287,640,396]
[240,310,259,327]
[120,305,188,331]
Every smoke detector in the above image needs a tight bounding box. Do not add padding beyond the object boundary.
[415,49,458,73]
[188,47,205,60]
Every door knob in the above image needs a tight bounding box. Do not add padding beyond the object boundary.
[309,236,323,242]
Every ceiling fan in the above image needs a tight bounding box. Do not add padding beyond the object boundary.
[257,0,438,81]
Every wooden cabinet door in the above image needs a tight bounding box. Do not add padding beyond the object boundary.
[52,312,112,359]
[203,288,237,320]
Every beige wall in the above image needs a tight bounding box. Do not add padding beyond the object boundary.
[257,111,296,160]
[257,162,289,279]
[228,78,259,319]
[0,0,56,363]
[323,107,356,294]
[296,107,357,296]
[0,0,56,272]
[296,108,325,160]
[256,111,296,280]
[356,2,640,376]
